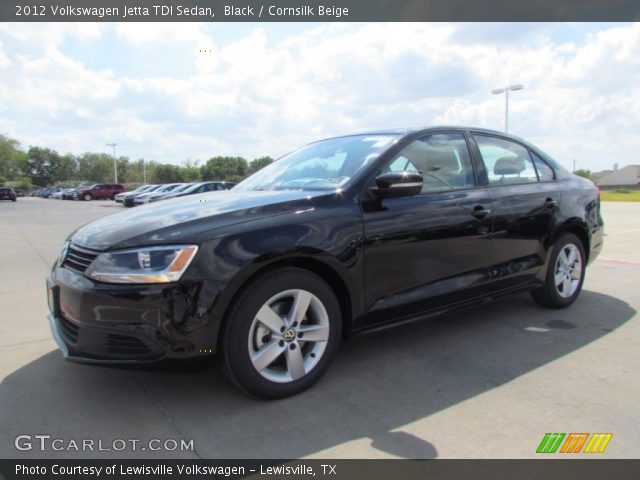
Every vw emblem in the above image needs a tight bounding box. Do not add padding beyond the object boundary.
[283,328,296,342]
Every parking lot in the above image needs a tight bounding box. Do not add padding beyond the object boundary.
[0,197,638,459]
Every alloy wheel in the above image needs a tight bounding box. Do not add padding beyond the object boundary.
[248,289,330,383]
[554,243,582,298]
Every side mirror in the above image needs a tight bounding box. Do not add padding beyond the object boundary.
[370,171,423,198]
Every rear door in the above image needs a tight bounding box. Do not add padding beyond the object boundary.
[470,133,561,289]
[361,132,493,328]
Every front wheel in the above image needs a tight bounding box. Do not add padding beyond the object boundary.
[531,233,586,309]
[221,268,342,398]
[83,193,92,201]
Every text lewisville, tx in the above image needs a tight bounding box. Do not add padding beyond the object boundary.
[16,462,339,477]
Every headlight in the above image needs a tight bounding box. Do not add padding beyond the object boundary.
[85,245,198,284]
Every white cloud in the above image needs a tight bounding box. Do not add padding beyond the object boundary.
[0,22,638,172]
[0,41,11,69]
[115,22,212,47]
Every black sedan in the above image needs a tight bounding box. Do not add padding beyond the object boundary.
[0,187,17,201]
[46,126,603,398]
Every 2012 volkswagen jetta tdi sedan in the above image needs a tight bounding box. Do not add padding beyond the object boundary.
[47,127,603,398]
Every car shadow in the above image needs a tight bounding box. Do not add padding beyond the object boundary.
[0,290,634,459]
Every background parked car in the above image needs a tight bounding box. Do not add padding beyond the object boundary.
[14,189,25,197]
[75,184,125,201]
[133,183,183,205]
[62,186,85,200]
[0,187,17,202]
[51,190,64,199]
[161,181,236,200]
[147,183,193,203]
[123,184,163,207]
[42,187,61,198]
[115,185,152,204]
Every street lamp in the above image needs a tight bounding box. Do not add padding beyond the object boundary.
[106,143,118,183]
[491,84,524,133]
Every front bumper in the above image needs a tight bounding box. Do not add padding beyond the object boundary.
[47,266,220,364]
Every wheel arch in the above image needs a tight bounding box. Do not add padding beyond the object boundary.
[556,219,590,263]
[215,253,357,352]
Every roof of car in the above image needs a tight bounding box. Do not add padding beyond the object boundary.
[339,125,514,137]
[318,125,538,152]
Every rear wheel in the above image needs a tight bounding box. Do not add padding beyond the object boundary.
[83,193,92,201]
[531,233,586,309]
[221,268,341,398]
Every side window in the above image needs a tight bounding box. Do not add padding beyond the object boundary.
[474,135,538,185]
[531,152,555,181]
[384,133,475,193]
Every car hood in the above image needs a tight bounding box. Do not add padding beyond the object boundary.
[70,189,331,250]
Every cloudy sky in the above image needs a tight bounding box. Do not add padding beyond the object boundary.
[0,22,638,172]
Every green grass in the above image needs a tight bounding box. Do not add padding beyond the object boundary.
[600,189,640,202]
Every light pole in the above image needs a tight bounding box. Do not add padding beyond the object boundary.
[106,143,118,183]
[491,84,523,133]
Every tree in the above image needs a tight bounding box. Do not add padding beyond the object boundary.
[26,146,63,186]
[0,135,28,181]
[249,156,273,175]
[574,169,593,181]
[181,159,202,182]
[16,177,32,191]
[201,156,248,182]
[154,163,185,183]
[77,152,114,183]
[52,154,78,183]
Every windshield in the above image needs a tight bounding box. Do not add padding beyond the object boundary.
[155,184,181,193]
[235,134,400,191]
[182,183,204,193]
[171,183,193,193]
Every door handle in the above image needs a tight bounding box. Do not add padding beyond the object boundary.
[544,198,558,209]
[471,205,491,219]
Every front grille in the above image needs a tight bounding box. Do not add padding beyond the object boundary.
[106,334,152,355]
[62,244,98,273]
[58,316,79,344]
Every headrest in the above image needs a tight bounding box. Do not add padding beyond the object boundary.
[494,156,525,175]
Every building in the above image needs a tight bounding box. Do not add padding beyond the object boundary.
[594,165,640,188]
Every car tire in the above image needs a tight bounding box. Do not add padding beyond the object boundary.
[530,233,586,309]
[221,267,342,399]
[83,193,92,201]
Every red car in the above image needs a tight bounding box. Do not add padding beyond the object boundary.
[74,184,125,201]
[0,187,17,202]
